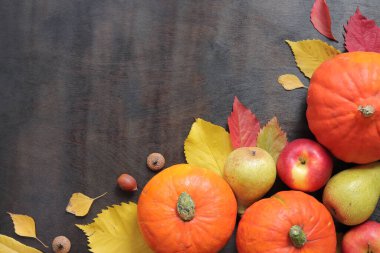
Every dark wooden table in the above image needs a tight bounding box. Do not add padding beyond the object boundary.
[0,1,379,252]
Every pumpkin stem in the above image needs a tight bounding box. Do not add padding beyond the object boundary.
[289,225,307,248]
[177,192,195,222]
[358,105,375,117]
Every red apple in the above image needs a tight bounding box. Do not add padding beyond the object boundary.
[276,138,333,192]
[342,220,380,253]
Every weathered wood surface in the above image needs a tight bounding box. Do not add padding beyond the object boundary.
[0,1,379,252]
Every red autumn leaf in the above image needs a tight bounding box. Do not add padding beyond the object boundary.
[344,7,380,52]
[228,97,260,149]
[310,0,336,41]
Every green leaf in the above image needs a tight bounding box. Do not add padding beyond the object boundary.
[257,117,288,162]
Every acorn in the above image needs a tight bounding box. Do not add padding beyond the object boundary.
[147,153,165,171]
[117,173,138,191]
[52,236,71,253]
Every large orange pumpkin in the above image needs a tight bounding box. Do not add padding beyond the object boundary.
[307,51,380,164]
[137,164,237,253]
[237,191,336,253]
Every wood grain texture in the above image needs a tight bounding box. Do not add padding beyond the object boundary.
[0,0,379,252]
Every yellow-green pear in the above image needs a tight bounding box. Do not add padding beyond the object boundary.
[223,147,276,214]
[323,162,380,225]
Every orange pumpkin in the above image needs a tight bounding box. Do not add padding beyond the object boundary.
[237,191,336,253]
[307,51,380,164]
[137,164,237,253]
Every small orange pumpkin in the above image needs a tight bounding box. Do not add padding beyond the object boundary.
[307,51,380,164]
[237,191,336,253]
[137,164,237,253]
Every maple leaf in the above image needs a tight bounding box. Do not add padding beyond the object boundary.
[310,0,336,41]
[278,74,306,90]
[66,192,107,217]
[7,213,48,248]
[0,234,42,253]
[344,7,380,52]
[184,118,233,176]
[256,117,288,163]
[286,39,340,78]
[228,97,260,149]
[77,202,153,253]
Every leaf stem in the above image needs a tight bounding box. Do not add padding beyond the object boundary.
[35,236,49,248]
[93,192,108,200]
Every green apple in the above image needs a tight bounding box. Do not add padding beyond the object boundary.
[223,147,276,214]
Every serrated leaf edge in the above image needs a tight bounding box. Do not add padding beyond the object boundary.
[285,39,340,78]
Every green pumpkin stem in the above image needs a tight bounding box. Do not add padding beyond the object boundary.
[289,225,307,248]
[358,105,375,117]
[177,192,195,221]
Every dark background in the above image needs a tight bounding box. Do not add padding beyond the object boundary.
[0,0,379,252]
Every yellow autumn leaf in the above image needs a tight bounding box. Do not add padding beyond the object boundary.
[278,74,306,90]
[76,202,153,253]
[0,234,42,253]
[184,118,233,176]
[286,39,340,78]
[66,192,107,217]
[7,213,47,248]
[256,117,288,163]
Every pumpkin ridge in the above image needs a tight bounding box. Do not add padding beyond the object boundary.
[272,194,287,206]
[308,88,357,125]
[309,79,356,106]
[303,212,327,240]
[249,222,287,236]
[190,218,224,246]
[138,204,181,228]
[305,231,336,243]
[276,191,324,237]
[341,62,366,99]
[311,54,376,105]
[307,111,354,122]
[357,61,380,99]
[139,221,179,249]
[299,197,335,242]
[333,117,370,155]
[271,193,306,230]
[308,107,373,163]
